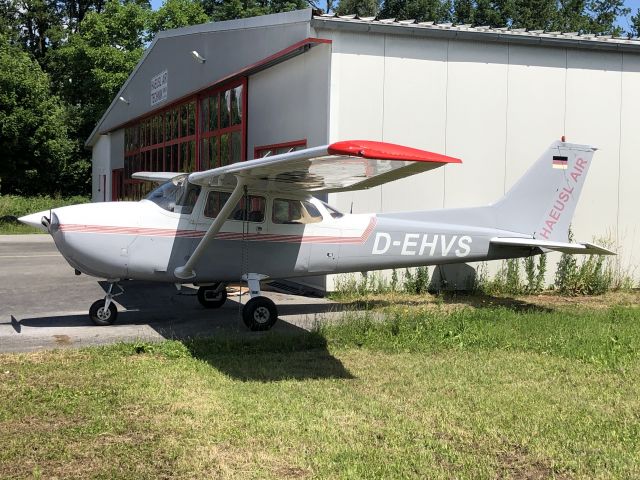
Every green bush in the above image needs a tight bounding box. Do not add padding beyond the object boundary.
[0,195,89,219]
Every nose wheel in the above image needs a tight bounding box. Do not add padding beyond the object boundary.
[89,282,123,326]
[197,284,228,308]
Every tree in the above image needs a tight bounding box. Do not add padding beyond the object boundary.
[378,0,450,21]
[202,0,308,22]
[150,0,209,34]
[47,0,149,150]
[0,36,75,194]
[587,0,630,35]
[336,0,379,16]
[632,9,640,37]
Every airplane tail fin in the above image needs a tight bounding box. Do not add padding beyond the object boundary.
[491,141,596,242]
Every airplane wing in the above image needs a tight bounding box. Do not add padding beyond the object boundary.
[491,237,616,255]
[188,141,461,193]
[132,172,185,183]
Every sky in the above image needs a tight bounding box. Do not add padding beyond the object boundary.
[148,0,639,34]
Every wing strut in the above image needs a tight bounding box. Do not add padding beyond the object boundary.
[174,176,247,280]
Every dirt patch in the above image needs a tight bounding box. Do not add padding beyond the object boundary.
[53,334,73,346]
[496,444,570,480]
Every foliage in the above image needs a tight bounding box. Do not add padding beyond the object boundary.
[0,38,75,195]
[203,0,308,21]
[149,0,208,34]
[403,266,431,294]
[630,8,640,37]
[379,0,452,23]
[336,0,379,16]
[46,0,150,150]
[524,253,546,293]
[0,194,90,218]
[0,194,90,233]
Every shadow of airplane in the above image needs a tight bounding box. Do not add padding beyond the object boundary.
[10,280,354,382]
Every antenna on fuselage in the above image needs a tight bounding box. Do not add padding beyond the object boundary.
[350,202,353,214]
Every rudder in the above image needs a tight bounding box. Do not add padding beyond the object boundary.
[492,141,596,242]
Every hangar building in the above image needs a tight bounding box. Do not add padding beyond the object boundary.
[88,8,640,289]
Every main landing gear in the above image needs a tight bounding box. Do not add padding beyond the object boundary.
[241,273,278,331]
[89,282,123,326]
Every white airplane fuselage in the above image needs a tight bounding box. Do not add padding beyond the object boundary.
[32,193,516,284]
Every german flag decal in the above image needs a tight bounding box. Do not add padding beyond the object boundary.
[552,155,568,170]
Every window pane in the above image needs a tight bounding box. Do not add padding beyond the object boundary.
[165,146,171,171]
[210,136,219,169]
[200,98,209,133]
[221,90,230,128]
[209,95,218,131]
[231,85,242,125]
[172,109,179,139]
[188,102,195,136]
[204,191,226,218]
[188,140,195,171]
[200,138,209,170]
[180,142,188,172]
[220,133,229,167]
[172,144,178,171]
[303,201,323,223]
[231,131,241,163]
[164,111,170,141]
[180,105,187,138]
[272,198,319,224]
[204,191,264,222]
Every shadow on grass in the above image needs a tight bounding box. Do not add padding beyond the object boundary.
[182,330,355,382]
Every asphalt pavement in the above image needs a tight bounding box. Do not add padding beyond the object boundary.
[0,235,341,353]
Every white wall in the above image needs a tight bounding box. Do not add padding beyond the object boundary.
[247,43,331,156]
[91,135,111,203]
[319,27,640,286]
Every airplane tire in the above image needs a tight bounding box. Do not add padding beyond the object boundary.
[197,285,227,309]
[89,299,118,326]
[242,296,278,331]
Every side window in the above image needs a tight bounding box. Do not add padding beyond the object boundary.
[273,198,323,224]
[204,191,265,222]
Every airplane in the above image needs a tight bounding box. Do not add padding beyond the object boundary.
[19,139,614,330]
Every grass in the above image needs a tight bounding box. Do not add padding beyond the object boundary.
[1,296,639,478]
[0,195,89,234]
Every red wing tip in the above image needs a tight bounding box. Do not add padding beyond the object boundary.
[327,140,462,164]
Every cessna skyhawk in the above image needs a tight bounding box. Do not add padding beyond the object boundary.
[19,139,613,330]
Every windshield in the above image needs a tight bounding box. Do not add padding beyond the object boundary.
[320,200,344,219]
[145,178,201,214]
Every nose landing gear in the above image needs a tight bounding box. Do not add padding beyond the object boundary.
[89,282,123,326]
[197,283,228,309]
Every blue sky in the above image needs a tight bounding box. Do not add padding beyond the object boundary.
[148,0,639,33]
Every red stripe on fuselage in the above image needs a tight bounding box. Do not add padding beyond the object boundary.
[58,217,377,245]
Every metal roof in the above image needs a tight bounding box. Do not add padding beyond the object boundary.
[311,13,640,53]
[86,9,314,147]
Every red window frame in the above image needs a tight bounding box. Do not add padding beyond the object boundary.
[120,78,247,200]
[254,139,307,159]
[198,78,247,170]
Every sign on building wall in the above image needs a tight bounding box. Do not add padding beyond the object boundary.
[150,70,168,106]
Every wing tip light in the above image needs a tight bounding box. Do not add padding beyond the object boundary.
[327,140,462,164]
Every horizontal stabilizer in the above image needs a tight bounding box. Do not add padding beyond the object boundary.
[132,171,185,183]
[491,237,616,255]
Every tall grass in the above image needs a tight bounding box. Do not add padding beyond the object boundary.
[0,195,89,233]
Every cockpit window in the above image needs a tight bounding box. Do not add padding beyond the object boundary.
[204,191,265,222]
[146,181,180,212]
[320,201,344,219]
[273,198,323,224]
[145,178,200,214]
